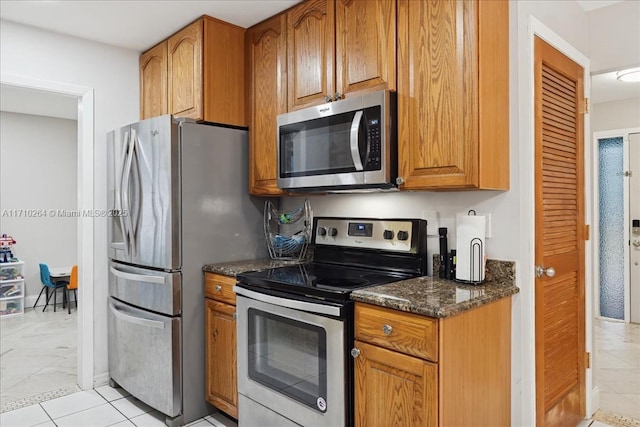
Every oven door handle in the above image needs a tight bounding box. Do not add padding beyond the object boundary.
[233,286,342,317]
[350,110,364,171]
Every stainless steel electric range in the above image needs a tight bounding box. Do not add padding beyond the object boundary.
[234,217,428,427]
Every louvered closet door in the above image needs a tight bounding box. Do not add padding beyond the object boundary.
[534,37,586,427]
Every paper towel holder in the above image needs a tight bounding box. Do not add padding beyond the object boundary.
[455,237,485,285]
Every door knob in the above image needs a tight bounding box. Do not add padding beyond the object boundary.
[535,265,556,278]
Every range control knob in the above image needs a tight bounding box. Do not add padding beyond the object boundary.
[327,227,338,237]
[317,227,327,236]
[397,231,409,241]
[383,230,394,240]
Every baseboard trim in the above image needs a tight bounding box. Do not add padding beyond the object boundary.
[93,373,110,389]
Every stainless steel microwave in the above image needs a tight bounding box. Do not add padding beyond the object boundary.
[277,90,397,192]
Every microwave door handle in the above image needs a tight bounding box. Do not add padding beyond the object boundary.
[350,110,364,171]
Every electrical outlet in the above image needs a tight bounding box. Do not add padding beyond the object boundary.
[456,212,492,238]
[422,211,440,236]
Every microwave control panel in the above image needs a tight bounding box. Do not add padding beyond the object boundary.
[364,107,382,171]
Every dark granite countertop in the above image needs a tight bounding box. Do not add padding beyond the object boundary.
[203,259,301,277]
[351,278,519,318]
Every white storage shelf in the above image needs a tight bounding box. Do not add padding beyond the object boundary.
[0,261,25,317]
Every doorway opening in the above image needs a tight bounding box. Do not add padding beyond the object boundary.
[593,129,640,323]
[0,75,95,408]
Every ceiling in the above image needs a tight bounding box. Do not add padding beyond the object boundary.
[575,0,624,11]
[0,0,302,52]
[0,0,636,120]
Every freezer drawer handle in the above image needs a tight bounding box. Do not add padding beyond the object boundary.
[110,266,166,284]
[109,301,165,329]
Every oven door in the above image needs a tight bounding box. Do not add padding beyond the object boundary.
[235,287,346,427]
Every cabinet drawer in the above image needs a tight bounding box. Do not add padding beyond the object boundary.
[355,303,438,362]
[204,273,236,305]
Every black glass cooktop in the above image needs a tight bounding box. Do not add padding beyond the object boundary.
[237,263,414,302]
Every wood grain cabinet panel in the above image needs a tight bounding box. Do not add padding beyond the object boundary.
[168,20,203,120]
[140,42,168,120]
[204,272,238,418]
[354,340,437,427]
[142,16,245,126]
[335,0,396,97]
[286,0,335,111]
[354,299,512,426]
[246,15,287,195]
[397,0,509,190]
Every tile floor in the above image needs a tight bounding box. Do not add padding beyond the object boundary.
[1,307,636,426]
[1,306,79,411]
[595,319,640,421]
[0,385,237,427]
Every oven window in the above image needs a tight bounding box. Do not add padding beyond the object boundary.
[247,308,328,413]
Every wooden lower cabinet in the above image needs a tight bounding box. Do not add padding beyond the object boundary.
[204,273,238,418]
[354,297,512,427]
[354,340,437,427]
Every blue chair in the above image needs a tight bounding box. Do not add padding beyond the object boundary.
[34,263,69,312]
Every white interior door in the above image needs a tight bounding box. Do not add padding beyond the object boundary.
[630,132,640,324]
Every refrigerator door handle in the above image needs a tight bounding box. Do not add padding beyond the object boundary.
[122,129,136,256]
[110,266,166,284]
[109,300,165,329]
[130,130,142,254]
[118,131,131,258]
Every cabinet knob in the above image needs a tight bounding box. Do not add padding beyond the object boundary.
[334,92,342,101]
[396,177,404,185]
[325,95,332,102]
[382,324,393,336]
[215,285,222,292]
[350,348,361,358]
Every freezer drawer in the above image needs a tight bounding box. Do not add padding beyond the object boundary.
[109,261,180,316]
[108,298,181,417]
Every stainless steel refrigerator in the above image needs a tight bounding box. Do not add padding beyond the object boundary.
[106,115,266,426]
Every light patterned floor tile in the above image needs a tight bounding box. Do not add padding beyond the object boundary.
[111,396,153,419]
[129,410,167,427]
[94,385,130,402]
[40,390,106,420]
[53,403,126,427]
[0,404,51,427]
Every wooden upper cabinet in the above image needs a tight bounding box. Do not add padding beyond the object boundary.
[335,0,396,96]
[142,16,245,125]
[168,20,203,120]
[287,0,335,111]
[246,15,287,195]
[286,0,396,111]
[140,42,168,120]
[397,0,509,190]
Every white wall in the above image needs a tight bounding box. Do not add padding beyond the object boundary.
[592,98,640,132]
[0,112,77,299]
[588,0,640,73]
[0,20,139,381]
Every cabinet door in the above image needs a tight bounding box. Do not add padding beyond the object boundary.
[287,0,335,111]
[205,299,238,418]
[139,42,168,120]
[397,0,478,189]
[354,340,437,427]
[168,19,203,120]
[202,17,246,127]
[335,0,396,97]
[246,15,287,195]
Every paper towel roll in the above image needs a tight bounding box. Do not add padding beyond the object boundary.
[455,213,486,283]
